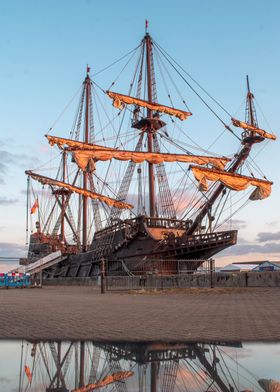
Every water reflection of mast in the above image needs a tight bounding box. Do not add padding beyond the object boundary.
[193,345,233,392]
[18,341,263,391]
[151,361,159,392]
[79,341,85,388]
[20,341,133,392]
[100,342,242,392]
[45,341,73,391]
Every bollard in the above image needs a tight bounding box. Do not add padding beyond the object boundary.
[245,272,249,287]
[100,258,106,294]
[39,269,42,288]
[210,258,214,288]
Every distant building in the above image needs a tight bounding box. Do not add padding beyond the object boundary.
[252,261,280,272]
[218,260,280,273]
[219,263,258,273]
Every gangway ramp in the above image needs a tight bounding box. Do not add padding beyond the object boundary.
[25,251,67,275]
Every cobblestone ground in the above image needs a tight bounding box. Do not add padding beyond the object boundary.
[0,286,279,342]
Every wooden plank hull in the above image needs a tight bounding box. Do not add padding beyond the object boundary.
[40,217,237,279]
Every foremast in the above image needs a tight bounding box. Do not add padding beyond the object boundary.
[187,75,271,235]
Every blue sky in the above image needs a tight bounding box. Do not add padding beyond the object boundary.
[0,0,280,268]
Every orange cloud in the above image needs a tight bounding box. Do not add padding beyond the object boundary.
[176,365,207,390]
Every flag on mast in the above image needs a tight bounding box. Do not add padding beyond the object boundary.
[31,198,39,214]
[145,19,149,31]
[24,365,32,383]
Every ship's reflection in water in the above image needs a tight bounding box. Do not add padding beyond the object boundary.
[0,341,279,392]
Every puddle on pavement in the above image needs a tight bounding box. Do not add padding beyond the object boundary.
[0,340,279,391]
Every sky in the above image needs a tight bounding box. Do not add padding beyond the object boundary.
[0,0,280,269]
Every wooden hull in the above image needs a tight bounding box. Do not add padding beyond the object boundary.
[42,217,237,278]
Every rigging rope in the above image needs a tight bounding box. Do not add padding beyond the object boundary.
[153,40,241,141]
[154,44,192,111]
[153,39,232,117]
[216,199,250,230]
[93,43,142,77]
[107,44,142,91]
[47,84,83,135]
[212,189,230,232]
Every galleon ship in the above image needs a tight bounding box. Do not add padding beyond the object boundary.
[22,24,276,279]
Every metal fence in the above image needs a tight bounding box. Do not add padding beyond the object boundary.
[106,258,213,275]
[105,259,215,291]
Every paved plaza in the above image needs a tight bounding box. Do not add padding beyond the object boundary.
[0,286,279,342]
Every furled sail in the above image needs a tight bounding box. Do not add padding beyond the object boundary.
[258,379,280,392]
[231,118,276,141]
[191,166,272,200]
[46,134,230,171]
[71,371,134,392]
[46,135,114,151]
[107,91,192,120]
[25,171,133,209]
[71,149,230,171]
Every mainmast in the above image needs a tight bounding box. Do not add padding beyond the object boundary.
[246,75,256,127]
[244,75,261,141]
[145,31,156,217]
[82,67,91,252]
[105,23,192,222]
[61,150,66,243]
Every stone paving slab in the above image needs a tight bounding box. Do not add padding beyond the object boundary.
[0,286,279,342]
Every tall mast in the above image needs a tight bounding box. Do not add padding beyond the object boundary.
[187,76,257,235]
[145,32,156,217]
[247,75,253,125]
[61,150,66,243]
[246,74,257,127]
[82,67,90,251]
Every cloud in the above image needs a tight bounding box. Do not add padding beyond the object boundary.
[0,197,18,205]
[216,219,248,233]
[0,242,26,257]
[0,162,6,173]
[173,190,203,216]
[266,220,278,227]
[222,241,280,256]
[0,162,6,184]
[0,137,14,147]
[176,366,207,387]
[0,150,37,165]
[0,150,39,173]
[235,237,248,244]
[125,190,203,217]
[0,376,11,383]
[256,232,280,242]
[230,219,247,229]
[0,149,39,184]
